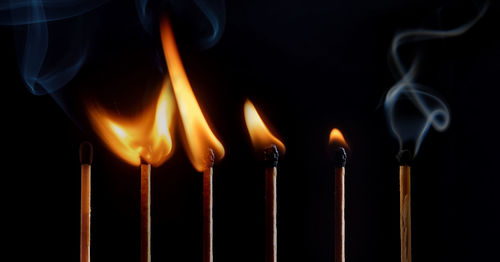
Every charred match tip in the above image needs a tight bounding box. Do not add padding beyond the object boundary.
[206,148,215,168]
[79,142,93,165]
[140,157,150,165]
[332,146,347,168]
[397,149,412,166]
[263,144,279,167]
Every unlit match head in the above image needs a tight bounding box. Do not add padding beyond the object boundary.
[263,144,279,167]
[397,149,412,166]
[79,142,94,165]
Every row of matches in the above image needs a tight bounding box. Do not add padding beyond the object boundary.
[79,127,414,262]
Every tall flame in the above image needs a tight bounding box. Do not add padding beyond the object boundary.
[329,128,349,149]
[86,80,175,167]
[243,99,285,153]
[160,16,224,172]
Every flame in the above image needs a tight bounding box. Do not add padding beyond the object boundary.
[160,16,224,172]
[243,99,285,153]
[86,80,175,167]
[329,128,349,149]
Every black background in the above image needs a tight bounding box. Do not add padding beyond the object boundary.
[2,0,499,261]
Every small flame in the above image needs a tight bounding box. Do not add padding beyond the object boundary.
[329,128,349,149]
[243,100,285,153]
[86,80,175,166]
[160,16,224,172]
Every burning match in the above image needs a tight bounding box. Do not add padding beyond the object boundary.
[328,128,348,262]
[79,142,93,262]
[243,100,285,262]
[86,80,176,262]
[160,15,225,262]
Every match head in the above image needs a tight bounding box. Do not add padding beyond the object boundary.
[206,148,215,168]
[397,149,412,166]
[79,141,94,165]
[263,144,279,167]
[331,146,347,168]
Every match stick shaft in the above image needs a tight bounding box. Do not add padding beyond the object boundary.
[399,165,411,262]
[265,167,277,262]
[203,167,214,262]
[81,164,91,262]
[334,167,345,262]
[141,163,151,262]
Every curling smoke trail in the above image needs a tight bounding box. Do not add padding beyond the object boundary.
[1,0,107,95]
[385,1,489,155]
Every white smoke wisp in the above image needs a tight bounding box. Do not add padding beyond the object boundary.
[384,1,489,156]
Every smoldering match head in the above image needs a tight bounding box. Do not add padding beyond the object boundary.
[396,149,412,166]
[79,141,94,165]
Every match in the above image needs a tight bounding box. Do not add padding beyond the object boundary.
[140,158,151,262]
[329,128,349,262]
[79,142,93,262]
[203,149,215,262]
[264,145,279,262]
[397,150,412,262]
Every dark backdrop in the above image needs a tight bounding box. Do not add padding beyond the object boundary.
[2,0,499,261]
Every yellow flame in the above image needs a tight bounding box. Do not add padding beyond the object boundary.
[243,99,285,153]
[86,80,175,167]
[329,128,349,149]
[160,16,224,172]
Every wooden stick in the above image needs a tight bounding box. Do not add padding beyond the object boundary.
[399,165,411,262]
[141,162,151,262]
[264,145,278,262]
[334,166,345,262]
[80,142,93,262]
[203,149,215,262]
[203,167,214,262]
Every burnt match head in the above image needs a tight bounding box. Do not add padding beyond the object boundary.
[331,146,347,168]
[263,144,279,167]
[397,149,412,166]
[206,148,215,168]
[79,142,93,165]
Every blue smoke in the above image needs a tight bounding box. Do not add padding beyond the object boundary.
[1,0,106,95]
[385,1,489,156]
[135,0,226,49]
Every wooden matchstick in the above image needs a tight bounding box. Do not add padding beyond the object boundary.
[333,147,347,262]
[79,142,93,262]
[203,149,215,262]
[398,150,411,262]
[141,159,151,262]
[264,145,279,262]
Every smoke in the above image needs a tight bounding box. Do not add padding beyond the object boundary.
[135,0,226,49]
[384,1,489,156]
[1,0,107,95]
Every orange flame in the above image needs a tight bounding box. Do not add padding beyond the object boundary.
[160,16,224,172]
[243,99,285,153]
[329,128,349,149]
[86,80,175,167]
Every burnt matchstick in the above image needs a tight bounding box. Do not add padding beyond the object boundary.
[397,150,412,262]
[79,142,93,262]
[328,128,349,262]
[203,149,215,262]
[264,145,279,262]
[140,158,151,262]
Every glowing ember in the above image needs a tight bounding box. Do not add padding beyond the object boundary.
[86,80,175,166]
[160,16,224,172]
[243,99,285,153]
